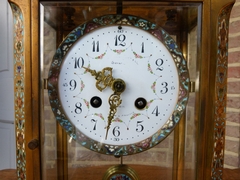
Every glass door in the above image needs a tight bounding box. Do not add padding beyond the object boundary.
[40,1,201,179]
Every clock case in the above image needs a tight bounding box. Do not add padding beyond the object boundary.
[8,0,235,179]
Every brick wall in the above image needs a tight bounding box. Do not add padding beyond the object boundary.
[224,0,240,169]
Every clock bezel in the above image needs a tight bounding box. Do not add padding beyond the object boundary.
[48,14,189,156]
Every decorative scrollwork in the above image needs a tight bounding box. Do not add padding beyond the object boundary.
[10,3,26,180]
[211,3,234,180]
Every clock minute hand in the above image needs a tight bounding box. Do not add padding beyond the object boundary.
[105,92,121,140]
[105,79,126,140]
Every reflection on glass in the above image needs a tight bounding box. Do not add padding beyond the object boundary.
[40,2,200,179]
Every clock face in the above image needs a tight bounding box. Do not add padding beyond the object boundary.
[48,14,189,155]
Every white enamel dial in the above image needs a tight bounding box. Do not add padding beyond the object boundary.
[58,25,179,146]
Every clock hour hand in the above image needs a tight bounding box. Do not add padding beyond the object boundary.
[83,67,114,92]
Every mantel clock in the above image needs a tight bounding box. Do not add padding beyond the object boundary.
[8,0,235,180]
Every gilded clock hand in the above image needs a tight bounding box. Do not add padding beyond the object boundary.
[83,67,126,140]
[105,78,126,139]
[83,67,114,92]
[105,92,122,140]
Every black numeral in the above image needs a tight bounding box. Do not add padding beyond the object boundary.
[69,79,77,91]
[91,119,97,130]
[74,57,84,68]
[113,126,120,137]
[141,42,144,53]
[136,121,144,132]
[75,102,82,114]
[160,82,168,94]
[155,58,164,71]
[114,138,120,141]
[152,106,160,116]
[92,41,99,52]
[115,34,126,46]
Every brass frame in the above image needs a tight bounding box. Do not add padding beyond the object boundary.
[8,0,235,179]
[102,164,140,180]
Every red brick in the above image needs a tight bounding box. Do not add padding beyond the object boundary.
[185,151,193,162]
[76,150,118,162]
[224,154,240,167]
[69,139,81,148]
[130,150,168,164]
[227,81,240,94]
[44,94,50,106]
[226,112,240,123]
[229,35,240,49]
[230,4,240,19]
[187,124,194,134]
[68,151,75,160]
[44,109,52,120]
[229,20,240,34]
[187,94,195,107]
[228,51,240,63]
[227,96,240,108]
[156,137,170,148]
[45,163,56,169]
[228,67,240,78]
[155,133,173,149]
[155,151,168,162]
[45,135,53,147]
[45,149,56,161]
[186,136,195,149]
[225,125,240,138]
[225,139,240,153]
[45,122,56,134]
[76,150,97,161]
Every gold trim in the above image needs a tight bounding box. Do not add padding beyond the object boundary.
[10,3,26,179]
[211,3,234,179]
[9,0,41,179]
[43,78,48,90]
[190,81,195,93]
[173,7,188,179]
[103,165,139,180]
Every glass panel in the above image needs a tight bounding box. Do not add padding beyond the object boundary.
[185,26,198,180]
[40,1,201,179]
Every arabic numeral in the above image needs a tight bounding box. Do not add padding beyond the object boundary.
[114,138,120,141]
[74,57,84,68]
[75,102,82,114]
[136,121,144,132]
[160,82,168,94]
[115,34,126,46]
[91,119,97,130]
[152,106,160,116]
[156,58,164,71]
[113,126,120,137]
[69,79,77,91]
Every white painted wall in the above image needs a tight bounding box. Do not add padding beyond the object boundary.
[0,0,16,170]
